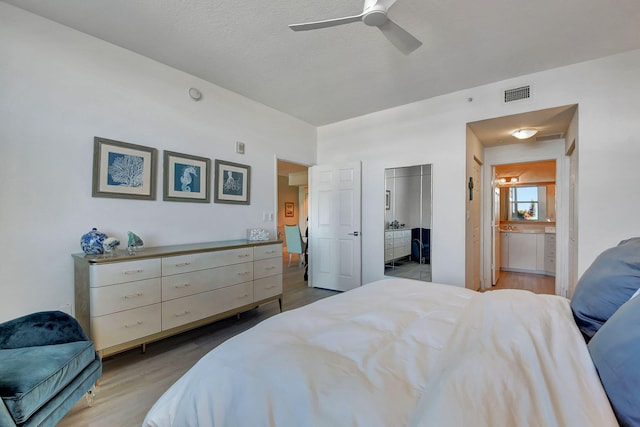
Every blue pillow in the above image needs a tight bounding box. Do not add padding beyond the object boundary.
[588,294,640,427]
[571,237,640,339]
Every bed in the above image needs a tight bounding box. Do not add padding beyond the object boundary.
[144,238,640,427]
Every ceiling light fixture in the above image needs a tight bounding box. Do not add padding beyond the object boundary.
[511,128,538,140]
[495,177,519,186]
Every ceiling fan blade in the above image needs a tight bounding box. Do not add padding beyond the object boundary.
[379,19,422,55]
[289,14,363,31]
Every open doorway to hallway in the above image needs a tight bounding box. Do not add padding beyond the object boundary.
[276,159,309,281]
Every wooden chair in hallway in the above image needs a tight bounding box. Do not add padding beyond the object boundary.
[284,224,304,266]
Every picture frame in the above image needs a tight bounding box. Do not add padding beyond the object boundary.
[284,202,294,217]
[163,151,211,203]
[92,137,157,200]
[214,159,251,205]
[385,190,391,210]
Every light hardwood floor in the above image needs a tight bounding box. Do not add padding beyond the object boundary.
[487,270,556,294]
[58,261,336,427]
[385,259,432,281]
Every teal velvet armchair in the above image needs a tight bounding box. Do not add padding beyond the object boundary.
[0,311,102,426]
[284,224,305,266]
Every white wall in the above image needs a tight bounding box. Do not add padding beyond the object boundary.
[0,4,317,322]
[318,48,640,287]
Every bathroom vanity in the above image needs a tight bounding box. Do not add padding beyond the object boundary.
[500,229,555,276]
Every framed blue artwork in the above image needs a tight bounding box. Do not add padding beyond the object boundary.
[214,159,251,205]
[92,137,157,200]
[163,151,211,203]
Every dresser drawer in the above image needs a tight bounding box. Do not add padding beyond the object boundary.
[394,238,409,249]
[254,275,282,301]
[161,262,253,301]
[91,303,161,350]
[385,249,394,262]
[90,259,161,287]
[254,243,282,261]
[90,278,161,316]
[254,257,282,280]
[162,248,253,275]
[162,282,253,330]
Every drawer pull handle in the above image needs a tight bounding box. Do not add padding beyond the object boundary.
[174,310,191,317]
[124,292,144,299]
[124,321,143,328]
[239,294,249,298]
[238,271,250,275]
[238,253,250,258]
[123,269,144,275]
[266,266,276,270]
[266,285,276,289]
[266,250,276,254]
[175,262,191,267]
[174,283,191,289]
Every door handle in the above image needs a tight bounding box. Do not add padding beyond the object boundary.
[348,231,359,236]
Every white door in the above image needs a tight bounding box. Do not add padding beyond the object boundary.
[491,167,502,285]
[309,162,362,291]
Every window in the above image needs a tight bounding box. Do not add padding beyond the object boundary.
[509,186,539,221]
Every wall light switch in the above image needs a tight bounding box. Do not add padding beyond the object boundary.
[262,212,269,222]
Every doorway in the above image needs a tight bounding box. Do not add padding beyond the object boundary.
[467,103,578,296]
[492,160,557,293]
[276,159,309,282]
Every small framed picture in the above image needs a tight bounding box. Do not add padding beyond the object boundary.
[284,202,294,217]
[163,151,211,203]
[385,190,391,210]
[92,137,157,200]
[214,159,251,205]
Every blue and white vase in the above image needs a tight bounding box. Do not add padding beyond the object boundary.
[81,227,107,255]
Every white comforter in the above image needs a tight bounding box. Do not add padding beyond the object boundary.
[143,278,617,427]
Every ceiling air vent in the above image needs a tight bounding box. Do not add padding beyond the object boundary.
[535,133,564,142]
[504,85,530,103]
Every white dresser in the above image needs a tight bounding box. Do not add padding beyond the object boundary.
[384,229,411,263]
[73,240,282,357]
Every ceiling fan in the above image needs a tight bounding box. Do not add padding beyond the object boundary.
[288,0,423,55]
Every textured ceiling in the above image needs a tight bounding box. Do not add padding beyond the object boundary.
[467,104,578,148]
[4,0,640,126]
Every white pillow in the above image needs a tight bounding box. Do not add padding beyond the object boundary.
[630,287,640,300]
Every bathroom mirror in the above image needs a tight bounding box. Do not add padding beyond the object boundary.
[384,164,432,281]
[499,184,556,222]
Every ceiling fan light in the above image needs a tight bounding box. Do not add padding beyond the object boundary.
[511,128,538,140]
